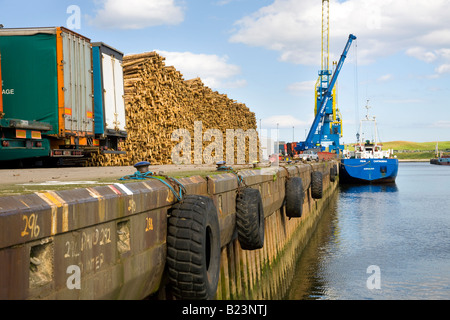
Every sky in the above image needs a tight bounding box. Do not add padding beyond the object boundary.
[1,0,449,144]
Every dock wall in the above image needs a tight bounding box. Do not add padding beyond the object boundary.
[212,163,337,299]
[0,162,338,300]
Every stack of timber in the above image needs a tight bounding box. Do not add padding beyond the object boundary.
[89,51,257,166]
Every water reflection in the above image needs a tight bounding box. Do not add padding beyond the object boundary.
[284,192,339,300]
[339,183,399,194]
[285,163,450,300]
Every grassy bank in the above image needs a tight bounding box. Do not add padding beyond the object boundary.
[382,141,450,151]
[386,141,449,160]
[395,152,434,160]
[345,141,450,160]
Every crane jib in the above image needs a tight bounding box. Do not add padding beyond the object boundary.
[299,34,357,151]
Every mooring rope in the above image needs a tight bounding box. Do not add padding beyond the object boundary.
[216,163,248,193]
[119,171,186,201]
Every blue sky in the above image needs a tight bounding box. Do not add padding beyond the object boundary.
[1,0,449,143]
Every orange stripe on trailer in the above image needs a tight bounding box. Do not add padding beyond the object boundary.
[65,108,72,116]
[0,50,3,118]
[56,27,65,137]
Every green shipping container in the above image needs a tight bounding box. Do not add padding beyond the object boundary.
[0,27,94,137]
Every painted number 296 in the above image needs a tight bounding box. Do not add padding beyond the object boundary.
[145,217,153,232]
[21,213,40,238]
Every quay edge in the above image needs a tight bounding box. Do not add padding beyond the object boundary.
[0,161,339,300]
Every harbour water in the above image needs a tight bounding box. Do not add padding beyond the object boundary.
[286,162,450,300]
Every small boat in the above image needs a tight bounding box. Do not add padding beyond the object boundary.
[340,102,398,184]
[430,155,450,165]
[430,143,450,165]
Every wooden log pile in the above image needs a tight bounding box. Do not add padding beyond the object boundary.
[89,51,258,166]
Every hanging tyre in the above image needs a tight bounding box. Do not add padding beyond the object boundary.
[167,195,221,300]
[236,188,265,250]
[330,166,336,182]
[311,171,323,199]
[285,177,304,218]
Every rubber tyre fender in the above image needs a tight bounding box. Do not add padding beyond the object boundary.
[311,171,323,199]
[236,188,265,250]
[285,177,304,218]
[330,166,336,182]
[167,195,221,300]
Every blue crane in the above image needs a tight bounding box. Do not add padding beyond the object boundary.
[296,34,356,154]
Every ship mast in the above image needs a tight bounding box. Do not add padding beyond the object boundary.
[359,100,378,145]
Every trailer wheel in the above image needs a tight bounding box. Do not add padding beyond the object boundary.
[285,177,304,218]
[236,188,265,250]
[167,195,220,300]
[311,171,323,199]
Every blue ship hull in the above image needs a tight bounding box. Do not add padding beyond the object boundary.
[340,158,398,184]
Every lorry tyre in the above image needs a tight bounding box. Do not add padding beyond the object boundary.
[236,188,265,250]
[311,171,323,199]
[167,195,220,300]
[330,167,336,182]
[285,177,304,218]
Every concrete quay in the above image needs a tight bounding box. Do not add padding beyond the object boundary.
[0,161,338,300]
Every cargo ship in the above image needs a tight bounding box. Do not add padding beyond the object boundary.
[340,103,398,184]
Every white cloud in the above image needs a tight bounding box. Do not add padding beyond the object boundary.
[223,79,248,89]
[433,121,450,128]
[406,47,450,76]
[215,0,234,5]
[437,48,450,60]
[287,80,316,93]
[262,115,307,129]
[406,47,437,63]
[436,64,450,75]
[155,50,246,89]
[377,74,393,82]
[89,0,185,29]
[229,0,450,67]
